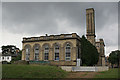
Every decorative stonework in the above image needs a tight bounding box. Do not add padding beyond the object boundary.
[22,8,106,66]
[22,33,81,66]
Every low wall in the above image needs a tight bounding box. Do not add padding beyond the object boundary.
[60,66,73,71]
[60,66,109,72]
[95,66,109,71]
[73,66,96,72]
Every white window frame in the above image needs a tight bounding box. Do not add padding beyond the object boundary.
[34,46,39,61]
[65,43,71,61]
[44,45,49,61]
[26,48,30,61]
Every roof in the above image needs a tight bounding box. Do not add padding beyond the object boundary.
[22,33,81,43]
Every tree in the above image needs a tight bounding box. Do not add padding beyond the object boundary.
[1,45,21,63]
[2,45,20,56]
[81,35,99,66]
[108,50,120,68]
[12,50,22,61]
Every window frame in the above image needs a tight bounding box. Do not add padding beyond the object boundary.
[34,45,39,61]
[65,43,71,61]
[44,45,49,61]
[26,48,30,61]
[54,44,59,61]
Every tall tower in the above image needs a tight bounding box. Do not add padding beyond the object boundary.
[86,8,106,66]
[86,8,96,45]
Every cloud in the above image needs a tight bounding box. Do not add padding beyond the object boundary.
[105,45,118,56]
[0,2,2,52]
[1,2,118,56]
[118,2,120,50]
[2,2,118,34]
[96,23,118,46]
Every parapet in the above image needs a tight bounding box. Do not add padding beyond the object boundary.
[22,33,81,43]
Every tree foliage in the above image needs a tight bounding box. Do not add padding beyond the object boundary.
[81,35,99,66]
[108,50,120,66]
[1,45,19,55]
[12,50,22,61]
[1,45,21,61]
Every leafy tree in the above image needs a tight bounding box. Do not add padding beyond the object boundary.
[12,50,22,61]
[1,45,19,55]
[108,50,120,67]
[1,45,21,62]
[81,35,99,66]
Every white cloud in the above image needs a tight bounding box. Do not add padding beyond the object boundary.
[1,30,23,51]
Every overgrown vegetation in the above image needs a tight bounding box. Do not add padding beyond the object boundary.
[2,64,67,78]
[81,35,99,66]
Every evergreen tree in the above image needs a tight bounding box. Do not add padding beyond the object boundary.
[81,35,99,66]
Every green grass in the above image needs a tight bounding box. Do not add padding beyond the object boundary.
[2,64,67,78]
[81,72,88,77]
[2,64,119,79]
[95,68,119,78]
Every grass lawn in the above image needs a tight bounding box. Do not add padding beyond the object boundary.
[2,64,119,79]
[95,68,119,78]
[2,64,67,78]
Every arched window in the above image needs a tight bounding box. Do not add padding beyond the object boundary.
[65,43,71,61]
[54,45,59,61]
[44,45,49,60]
[25,45,31,61]
[34,44,39,61]
[26,48,30,61]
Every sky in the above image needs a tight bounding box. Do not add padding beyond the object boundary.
[0,2,119,56]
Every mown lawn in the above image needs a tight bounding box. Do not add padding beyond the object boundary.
[2,64,67,78]
[2,64,119,79]
[95,68,119,78]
